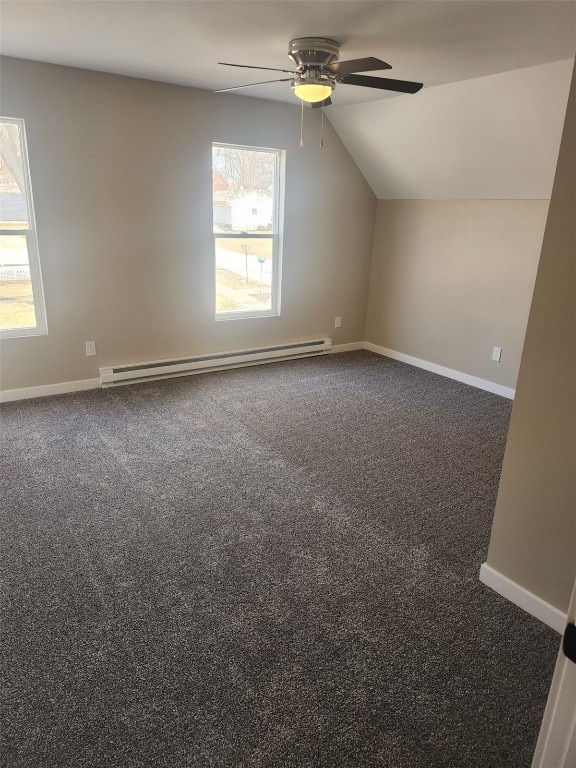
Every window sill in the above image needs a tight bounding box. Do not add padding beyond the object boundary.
[215,310,279,322]
[0,326,48,339]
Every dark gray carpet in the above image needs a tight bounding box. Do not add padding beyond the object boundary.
[0,351,558,768]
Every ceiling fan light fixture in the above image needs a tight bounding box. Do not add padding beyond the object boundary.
[217,36,423,114]
[292,79,333,103]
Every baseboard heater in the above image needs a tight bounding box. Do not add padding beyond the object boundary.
[99,338,332,387]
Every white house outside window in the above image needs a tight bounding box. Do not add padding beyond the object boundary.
[212,142,284,320]
[0,117,47,337]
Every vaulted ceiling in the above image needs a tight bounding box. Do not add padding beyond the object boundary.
[2,1,575,198]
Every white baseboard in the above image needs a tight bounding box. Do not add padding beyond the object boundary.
[0,342,515,402]
[0,377,100,403]
[363,342,515,399]
[479,563,566,634]
[331,342,365,353]
[0,346,362,400]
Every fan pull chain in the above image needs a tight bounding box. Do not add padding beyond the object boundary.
[320,103,325,148]
[299,100,304,148]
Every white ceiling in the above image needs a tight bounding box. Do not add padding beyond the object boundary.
[1,1,575,106]
[329,58,575,198]
[1,1,575,198]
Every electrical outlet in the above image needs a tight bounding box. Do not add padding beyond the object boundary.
[85,341,96,356]
[334,316,342,328]
[492,346,502,362]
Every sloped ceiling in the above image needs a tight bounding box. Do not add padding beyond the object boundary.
[1,0,575,198]
[329,59,575,199]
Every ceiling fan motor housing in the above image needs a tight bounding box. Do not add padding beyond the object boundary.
[288,38,340,70]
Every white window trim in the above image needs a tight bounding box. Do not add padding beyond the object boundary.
[1,116,48,338]
[213,142,284,321]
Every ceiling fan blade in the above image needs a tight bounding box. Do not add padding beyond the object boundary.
[325,57,391,76]
[214,78,293,93]
[219,62,296,75]
[311,97,332,108]
[340,74,423,94]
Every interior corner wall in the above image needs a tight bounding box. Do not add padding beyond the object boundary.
[0,57,376,391]
[364,199,549,389]
[485,63,576,614]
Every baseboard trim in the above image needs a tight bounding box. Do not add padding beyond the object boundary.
[331,342,365,353]
[0,378,101,403]
[0,343,515,402]
[479,563,566,634]
[363,342,515,399]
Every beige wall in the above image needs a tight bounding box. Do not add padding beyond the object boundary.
[486,64,576,613]
[0,57,376,391]
[365,199,548,389]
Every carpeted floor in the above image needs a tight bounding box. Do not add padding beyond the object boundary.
[0,351,558,768]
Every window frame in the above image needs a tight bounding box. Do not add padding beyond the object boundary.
[0,116,47,338]
[212,142,284,321]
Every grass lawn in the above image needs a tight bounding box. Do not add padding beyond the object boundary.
[0,280,36,329]
[216,268,271,312]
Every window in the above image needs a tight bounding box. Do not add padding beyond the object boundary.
[212,143,284,320]
[0,117,47,337]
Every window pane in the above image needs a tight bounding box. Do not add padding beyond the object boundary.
[215,237,272,313]
[212,146,275,234]
[0,234,37,329]
[0,122,30,228]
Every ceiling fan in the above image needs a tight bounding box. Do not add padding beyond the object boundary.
[216,37,423,106]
